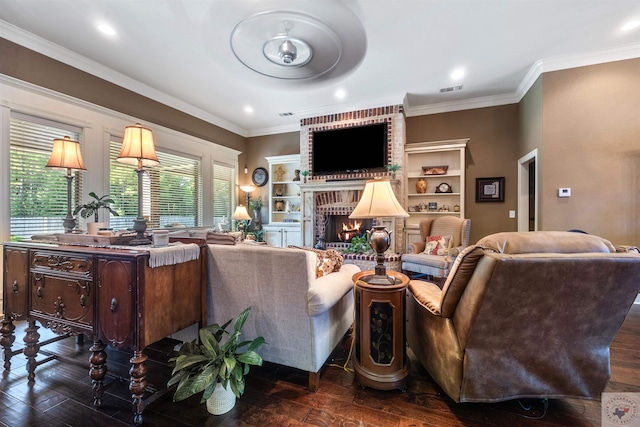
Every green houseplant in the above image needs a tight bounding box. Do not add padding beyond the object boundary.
[74,192,119,222]
[168,307,265,414]
[74,192,119,234]
[249,196,263,212]
[386,164,401,179]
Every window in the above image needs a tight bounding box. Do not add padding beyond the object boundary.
[109,140,202,229]
[9,112,83,239]
[212,162,235,230]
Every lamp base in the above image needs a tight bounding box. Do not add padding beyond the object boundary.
[63,215,77,234]
[365,225,395,285]
[129,218,151,246]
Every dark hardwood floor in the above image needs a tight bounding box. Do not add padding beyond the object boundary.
[1,305,639,426]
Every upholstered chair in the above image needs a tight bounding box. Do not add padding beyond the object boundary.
[401,217,471,278]
[406,231,640,403]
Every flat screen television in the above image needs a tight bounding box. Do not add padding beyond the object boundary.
[311,122,388,176]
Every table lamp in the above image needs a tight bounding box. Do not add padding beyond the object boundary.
[232,205,252,232]
[116,123,159,245]
[46,136,87,233]
[350,179,409,285]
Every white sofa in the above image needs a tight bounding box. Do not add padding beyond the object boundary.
[206,243,360,391]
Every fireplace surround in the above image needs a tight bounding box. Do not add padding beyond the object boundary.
[298,104,406,252]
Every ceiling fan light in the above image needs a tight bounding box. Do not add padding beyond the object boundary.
[278,39,297,64]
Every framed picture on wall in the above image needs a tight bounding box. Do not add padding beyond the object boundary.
[476,177,505,202]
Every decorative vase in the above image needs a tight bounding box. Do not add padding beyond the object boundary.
[206,382,236,415]
[87,222,107,235]
[415,178,427,194]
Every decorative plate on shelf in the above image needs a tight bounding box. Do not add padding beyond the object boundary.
[251,167,269,187]
[422,165,449,175]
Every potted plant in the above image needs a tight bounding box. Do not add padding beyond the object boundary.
[386,164,401,179]
[344,234,372,254]
[168,307,265,415]
[249,196,263,216]
[300,170,309,183]
[74,192,119,235]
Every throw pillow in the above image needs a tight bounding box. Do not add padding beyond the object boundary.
[423,235,452,255]
[288,246,344,278]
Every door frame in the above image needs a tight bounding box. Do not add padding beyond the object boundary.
[517,149,538,231]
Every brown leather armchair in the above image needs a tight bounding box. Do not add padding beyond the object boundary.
[401,217,471,278]
[407,231,640,403]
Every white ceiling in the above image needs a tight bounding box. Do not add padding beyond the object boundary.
[1,0,639,137]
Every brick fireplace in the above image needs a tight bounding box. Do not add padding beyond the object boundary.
[298,105,406,252]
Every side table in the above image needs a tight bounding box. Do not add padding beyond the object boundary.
[352,270,410,390]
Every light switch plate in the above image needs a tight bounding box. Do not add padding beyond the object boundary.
[509,210,516,218]
[559,188,571,197]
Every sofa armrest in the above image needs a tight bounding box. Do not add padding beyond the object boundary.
[408,280,443,315]
[306,264,360,317]
[408,241,426,254]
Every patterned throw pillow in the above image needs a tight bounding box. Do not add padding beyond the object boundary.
[288,246,344,277]
[423,235,452,255]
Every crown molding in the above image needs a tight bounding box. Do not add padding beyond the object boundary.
[2,19,639,135]
[0,20,249,138]
[407,43,640,118]
[514,43,640,102]
[405,92,519,117]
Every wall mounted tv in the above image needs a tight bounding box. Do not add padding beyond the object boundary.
[311,122,389,176]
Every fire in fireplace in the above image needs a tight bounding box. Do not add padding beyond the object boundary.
[325,215,372,243]
[338,220,362,242]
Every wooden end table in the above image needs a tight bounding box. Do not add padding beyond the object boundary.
[352,270,410,390]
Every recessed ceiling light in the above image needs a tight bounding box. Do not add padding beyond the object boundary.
[97,23,116,36]
[621,19,640,31]
[244,106,254,113]
[335,89,346,99]
[451,67,465,80]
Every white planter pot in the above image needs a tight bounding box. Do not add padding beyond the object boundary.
[207,383,236,415]
[87,222,107,235]
[206,382,236,415]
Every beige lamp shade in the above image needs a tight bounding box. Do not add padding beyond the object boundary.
[232,205,252,221]
[239,184,256,193]
[116,123,160,168]
[46,136,87,171]
[350,179,409,219]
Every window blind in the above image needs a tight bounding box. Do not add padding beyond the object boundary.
[9,113,83,239]
[109,140,202,230]
[212,162,234,230]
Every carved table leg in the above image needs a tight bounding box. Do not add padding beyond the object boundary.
[23,321,40,382]
[89,339,107,407]
[130,350,148,425]
[0,315,16,371]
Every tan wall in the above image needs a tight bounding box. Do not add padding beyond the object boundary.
[540,58,640,245]
[519,76,544,157]
[0,37,246,153]
[243,132,300,209]
[406,105,520,242]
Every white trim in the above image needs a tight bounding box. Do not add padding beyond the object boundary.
[406,93,519,117]
[2,19,639,135]
[0,105,10,243]
[1,74,240,161]
[0,20,247,137]
[517,149,538,232]
[407,44,640,118]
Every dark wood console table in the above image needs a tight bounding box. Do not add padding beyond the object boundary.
[1,238,206,425]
